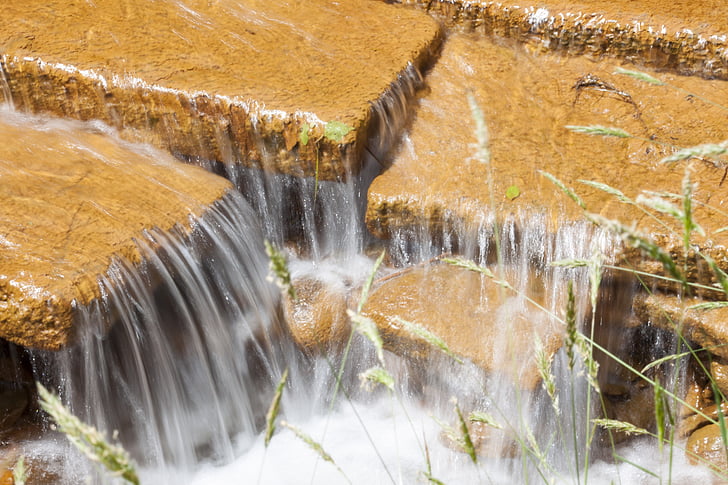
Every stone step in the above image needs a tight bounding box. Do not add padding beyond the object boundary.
[366,32,728,282]
[392,0,728,79]
[0,0,442,181]
[0,110,233,350]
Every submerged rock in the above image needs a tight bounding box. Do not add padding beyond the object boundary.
[362,262,562,389]
[0,0,441,180]
[393,0,728,79]
[0,111,233,350]
[283,276,352,353]
[367,32,728,281]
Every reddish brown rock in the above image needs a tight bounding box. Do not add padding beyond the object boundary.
[393,0,728,79]
[633,293,728,362]
[0,111,233,350]
[366,33,728,282]
[687,423,728,472]
[362,262,562,389]
[0,0,441,180]
[283,277,352,354]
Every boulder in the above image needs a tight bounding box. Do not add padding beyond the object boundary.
[687,423,728,472]
[392,0,728,79]
[366,32,728,283]
[0,0,442,180]
[0,110,233,350]
[361,262,562,389]
[283,276,351,353]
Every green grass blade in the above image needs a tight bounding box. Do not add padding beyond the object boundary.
[37,383,139,485]
[391,316,464,364]
[300,123,310,146]
[264,240,297,301]
[442,257,495,278]
[348,311,385,364]
[565,125,633,138]
[453,400,477,464]
[539,171,587,210]
[534,335,559,415]
[12,456,26,485]
[264,368,288,447]
[469,411,502,430]
[661,142,728,164]
[593,418,650,436]
[613,67,665,86]
[578,180,633,204]
[359,366,394,392]
[357,250,385,313]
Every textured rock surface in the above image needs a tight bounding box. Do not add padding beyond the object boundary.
[367,33,728,281]
[0,0,441,180]
[362,262,562,389]
[0,111,232,350]
[687,424,728,471]
[394,0,728,79]
[283,276,351,353]
[633,293,728,361]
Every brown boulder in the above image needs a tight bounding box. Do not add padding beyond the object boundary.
[361,262,562,389]
[0,0,442,180]
[394,0,728,79]
[283,276,352,353]
[0,110,232,350]
[687,423,728,472]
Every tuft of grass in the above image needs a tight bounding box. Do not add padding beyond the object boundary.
[469,411,502,430]
[264,240,297,301]
[592,419,650,436]
[565,125,633,138]
[614,67,666,86]
[391,316,463,364]
[662,141,728,164]
[453,399,477,464]
[534,335,559,415]
[12,455,26,485]
[359,366,394,392]
[37,383,139,485]
[264,368,288,448]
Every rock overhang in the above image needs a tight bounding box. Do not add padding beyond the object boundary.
[0,0,443,181]
[0,110,234,350]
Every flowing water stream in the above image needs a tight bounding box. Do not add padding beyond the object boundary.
[2,3,721,484]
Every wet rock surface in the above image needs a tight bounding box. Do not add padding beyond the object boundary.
[393,0,728,79]
[0,0,441,180]
[362,262,562,389]
[0,111,232,350]
[367,32,728,281]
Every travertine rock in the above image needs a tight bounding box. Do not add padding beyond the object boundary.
[0,0,442,180]
[393,0,728,79]
[0,111,233,350]
[633,293,728,361]
[367,33,728,282]
[362,262,562,389]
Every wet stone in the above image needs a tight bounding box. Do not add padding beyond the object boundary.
[0,110,233,350]
[361,262,562,389]
[0,0,442,181]
[393,0,728,79]
[366,33,728,282]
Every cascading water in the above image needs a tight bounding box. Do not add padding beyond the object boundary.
[2,2,722,484]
